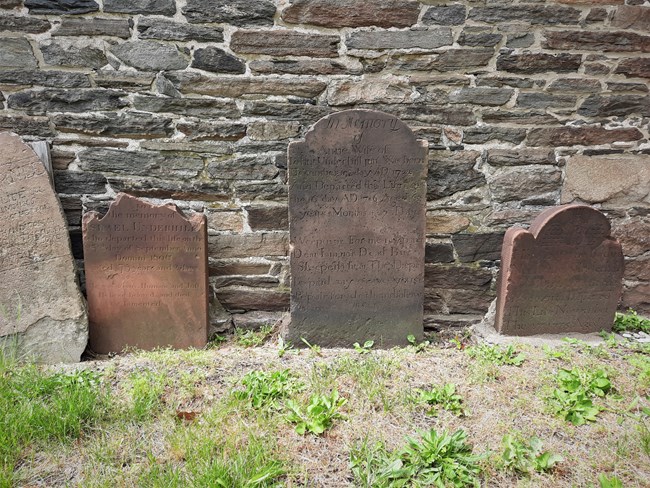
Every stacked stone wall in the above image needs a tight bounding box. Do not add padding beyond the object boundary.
[1,0,649,333]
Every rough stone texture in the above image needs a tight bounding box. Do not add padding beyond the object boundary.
[78,148,203,180]
[110,41,189,71]
[132,96,240,118]
[0,70,90,88]
[53,113,174,139]
[183,0,276,26]
[422,5,467,25]
[426,212,470,234]
[469,5,582,24]
[328,78,417,105]
[528,127,643,147]
[104,0,175,15]
[282,0,420,28]
[622,283,650,316]
[192,47,245,74]
[487,149,555,167]
[0,132,87,363]
[613,218,650,258]
[167,73,327,98]
[83,193,208,353]
[25,0,98,15]
[231,30,339,58]
[138,18,223,42]
[53,17,131,38]
[578,95,650,117]
[250,59,361,76]
[286,109,427,347]
[0,38,37,68]
[562,155,650,207]
[489,166,562,203]
[497,53,582,74]
[346,29,453,50]
[611,5,650,30]
[616,58,650,79]
[495,205,624,335]
[452,232,505,262]
[0,15,51,33]
[543,31,650,53]
[41,42,107,69]
[427,150,484,200]
[7,89,128,115]
[449,87,513,106]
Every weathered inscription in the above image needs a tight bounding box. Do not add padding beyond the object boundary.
[286,110,428,347]
[0,132,88,363]
[495,205,624,335]
[82,193,208,353]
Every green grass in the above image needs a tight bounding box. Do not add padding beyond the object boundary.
[2,335,649,487]
[0,351,110,486]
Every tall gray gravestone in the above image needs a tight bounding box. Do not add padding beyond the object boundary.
[285,109,428,347]
[0,132,88,363]
[495,204,624,335]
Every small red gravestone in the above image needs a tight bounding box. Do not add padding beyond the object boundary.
[82,193,208,353]
[495,204,624,335]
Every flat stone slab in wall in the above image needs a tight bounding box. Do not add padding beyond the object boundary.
[495,205,624,336]
[82,193,208,353]
[0,132,88,363]
[285,109,428,347]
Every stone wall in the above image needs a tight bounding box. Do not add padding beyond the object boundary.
[1,0,649,334]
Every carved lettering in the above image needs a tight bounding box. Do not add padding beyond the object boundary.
[82,193,208,353]
[286,110,428,347]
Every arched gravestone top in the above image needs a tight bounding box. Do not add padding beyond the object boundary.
[495,204,624,336]
[285,109,428,347]
[82,193,208,353]
[0,132,88,363]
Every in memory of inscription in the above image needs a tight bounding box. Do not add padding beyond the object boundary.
[495,204,624,336]
[285,109,428,347]
[0,132,88,363]
[82,193,208,353]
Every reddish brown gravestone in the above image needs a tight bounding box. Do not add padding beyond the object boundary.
[495,204,624,335]
[285,109,428,347]
[82,193,208,353]
[0,132,88,363]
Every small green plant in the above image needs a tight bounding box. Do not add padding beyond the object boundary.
[277,336,293,358]
[233,369,304,410]
[407,334,429,353]
[353,340,374,354]
[235,324,274,348]
[614,309,650,334]
[285,389,346,435]
[546,368,613,426]
[598,473,624,488]
[301,337,322,356]
[207,334,227,348]
[466,343,525,366]
[542,344,572,361]
[351,429,484,487]
[499,433,563,475]
[415,383,467,417]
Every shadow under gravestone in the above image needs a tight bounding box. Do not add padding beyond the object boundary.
[283,109,428,347]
